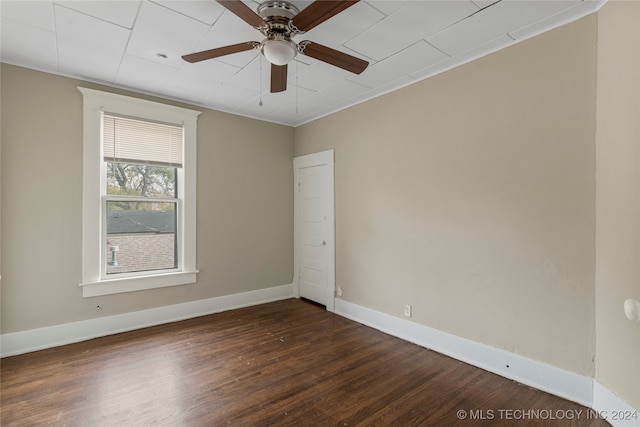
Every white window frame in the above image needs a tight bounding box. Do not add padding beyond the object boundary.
[78,87,201,297]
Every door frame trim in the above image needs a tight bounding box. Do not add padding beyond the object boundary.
[293,149,336,312]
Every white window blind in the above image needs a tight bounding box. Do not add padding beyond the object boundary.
[103,114,183,167]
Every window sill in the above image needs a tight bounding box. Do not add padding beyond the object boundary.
[79,270,198,297]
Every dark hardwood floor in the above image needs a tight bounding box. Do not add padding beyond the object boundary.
[1,298,609,426]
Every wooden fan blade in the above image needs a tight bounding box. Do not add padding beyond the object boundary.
[182,42,259,63]
[271,64,288,93]
[291,1,359,33]
[300,41,368,74]
[217,0,265,28]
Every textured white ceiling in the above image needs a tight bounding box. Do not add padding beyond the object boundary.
[1,0,605,126]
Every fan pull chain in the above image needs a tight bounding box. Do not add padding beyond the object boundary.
[259,55,263,107]
[296,60,299,114]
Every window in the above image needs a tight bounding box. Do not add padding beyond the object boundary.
[79,88,200,297]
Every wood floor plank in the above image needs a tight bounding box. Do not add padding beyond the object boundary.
[0,299,609,426]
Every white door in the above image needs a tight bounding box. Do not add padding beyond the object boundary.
[294,150,335,311]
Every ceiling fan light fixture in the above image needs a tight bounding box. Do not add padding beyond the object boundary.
[262,39,297,66]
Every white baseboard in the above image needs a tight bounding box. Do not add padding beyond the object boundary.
[0,283,294,358]
[334,299,594,407]
[593,381,640,427]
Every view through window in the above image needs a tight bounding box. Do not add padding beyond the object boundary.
[103,114,182,276]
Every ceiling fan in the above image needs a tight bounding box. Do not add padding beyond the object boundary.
[182,0,369,93]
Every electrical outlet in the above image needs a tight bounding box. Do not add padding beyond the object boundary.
[336,287,343,297]
[403,304,412,318]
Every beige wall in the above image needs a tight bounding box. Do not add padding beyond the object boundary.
[595,0,640,409]
[0,64,294,333]
[295,16,598,376]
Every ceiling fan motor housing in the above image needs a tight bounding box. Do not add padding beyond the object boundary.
[258,1,301,65]
[258,1,300,36]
